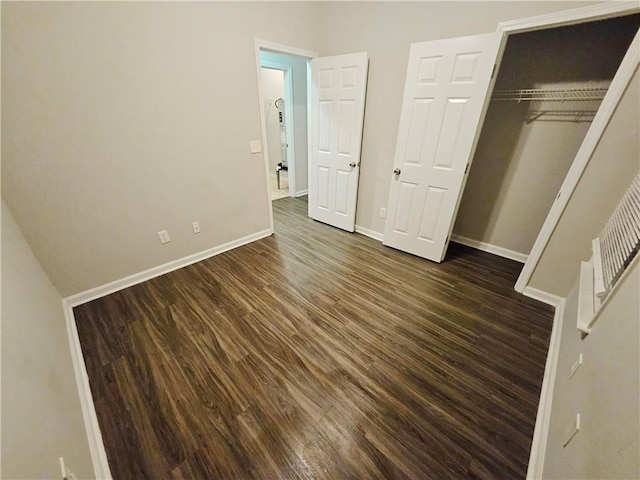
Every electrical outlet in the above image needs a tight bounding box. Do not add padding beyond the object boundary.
[380,207,387,219]
[157,230,171,244]
[569,353,583,379]
[249,140,262,154]
[192,221,201,234]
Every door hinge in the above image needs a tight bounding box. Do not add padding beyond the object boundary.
[464,163,470,174]
[491,64,497,79]
[446,235,450,244]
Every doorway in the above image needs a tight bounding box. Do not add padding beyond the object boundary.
[453,13,640,261]
[256,41,369,235]
[254,40,317,233]
[260,66,291,201]
[381,5,639,285]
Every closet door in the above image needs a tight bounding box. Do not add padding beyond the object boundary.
[383,34,500,261]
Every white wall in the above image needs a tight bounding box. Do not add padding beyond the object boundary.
[453,16,638,257]
[542,259,640,479]
[260,67,285,175]
[1,1,323,296]
[260,50,310,195]
[1,201,94,479]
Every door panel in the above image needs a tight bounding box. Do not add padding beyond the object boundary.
[317,166,330,209]
[383,33,500,261]
[310,52,368,232]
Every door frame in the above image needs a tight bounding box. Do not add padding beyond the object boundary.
[254,39,318,233]
[494,2,640,296]
[487,5,640,479]
[260,61,296,198]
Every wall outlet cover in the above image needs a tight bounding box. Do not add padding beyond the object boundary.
[157,230,171,244]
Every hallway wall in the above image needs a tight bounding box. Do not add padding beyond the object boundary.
[260,50,311,195]
[260,67,285,175]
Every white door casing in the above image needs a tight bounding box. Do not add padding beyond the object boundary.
[383,33,500,261]
[309,52,368,232]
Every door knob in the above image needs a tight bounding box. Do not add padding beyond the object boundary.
[393,168,401,175]
[349,162,357,168]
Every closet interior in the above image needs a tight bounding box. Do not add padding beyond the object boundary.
[452,14,640,260]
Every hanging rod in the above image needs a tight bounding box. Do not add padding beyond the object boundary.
[491,87,608,102]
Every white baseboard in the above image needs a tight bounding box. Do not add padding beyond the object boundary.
[66,229,272,307]
[63,300,112,479]
[295,189,308,197]
[355,225,384,242]
[451,234,528,263]
[523,286,564,307]
[526,297,565,480]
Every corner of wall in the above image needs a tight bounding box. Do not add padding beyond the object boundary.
[526,295,565,480]
[62,300,112,480]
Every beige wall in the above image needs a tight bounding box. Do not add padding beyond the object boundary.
[1,202,94,479]
[260,68,285,175]
[1,1,323,296]
[543,259,640,479]
[454,92,594,256]
[530,66,640,296]
[2,1,601,297]
[527,44,640,478]
[454,16,637,256]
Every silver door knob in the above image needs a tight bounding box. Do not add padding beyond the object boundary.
[349,162,357,168]
[393,168,401,175]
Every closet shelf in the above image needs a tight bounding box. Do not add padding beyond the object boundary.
[526,109,599,123]
[491,87,608,102]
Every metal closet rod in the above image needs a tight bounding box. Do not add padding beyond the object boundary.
[491,87,609,102]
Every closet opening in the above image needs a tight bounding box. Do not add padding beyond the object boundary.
[452,13,640,265]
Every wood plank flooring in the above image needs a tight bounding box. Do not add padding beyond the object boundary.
[74,196,554,479]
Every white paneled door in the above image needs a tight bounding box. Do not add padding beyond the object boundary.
[383,33,500,261]
[309,52,368,232]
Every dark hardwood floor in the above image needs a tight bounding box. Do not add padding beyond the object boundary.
[74,196,554,479]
